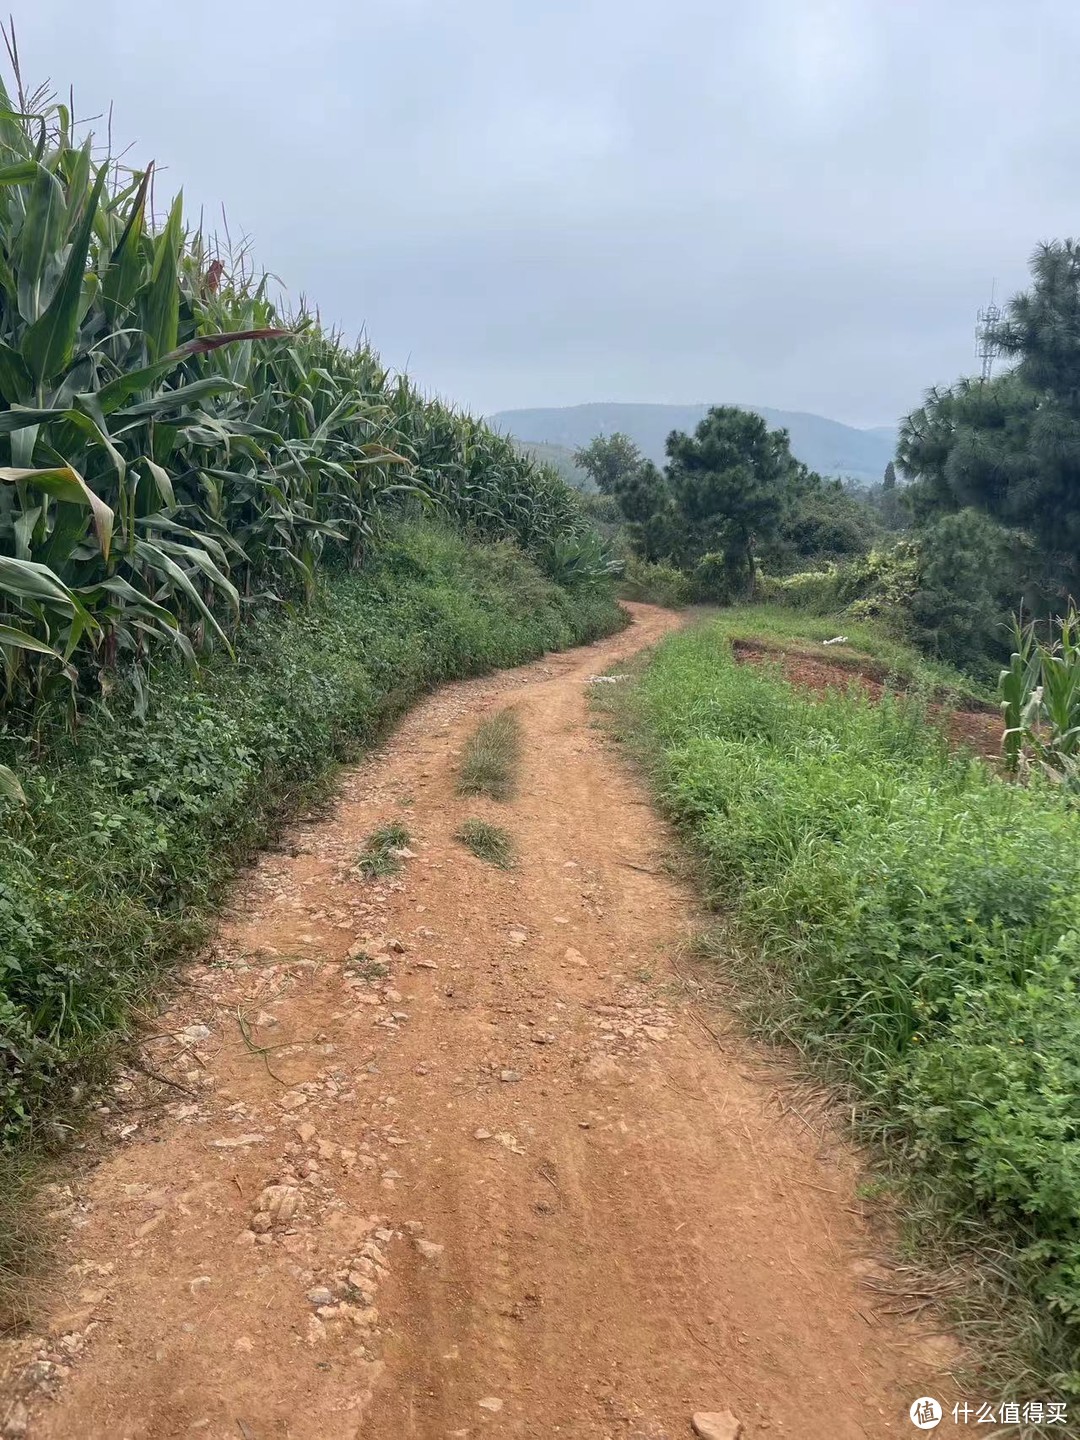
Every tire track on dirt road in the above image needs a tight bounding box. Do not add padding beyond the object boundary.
[0,603,972,1439]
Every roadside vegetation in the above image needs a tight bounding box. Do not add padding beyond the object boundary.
[457,708,522,801]
[612,611,1080,1396]
[0,58,624,1319]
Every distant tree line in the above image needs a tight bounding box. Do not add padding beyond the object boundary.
[574,410,882,602]
[577,238,1080,673]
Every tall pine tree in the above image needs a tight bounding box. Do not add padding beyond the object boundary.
[900,240,1080,599]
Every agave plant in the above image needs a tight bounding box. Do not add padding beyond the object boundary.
[539,531,622,591]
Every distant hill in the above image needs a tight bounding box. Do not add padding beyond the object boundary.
[511,439,594,492]
[490,403,898,487]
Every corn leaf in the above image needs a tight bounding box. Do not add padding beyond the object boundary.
[141,190,183,360]
[0,464,114,561]
[13,162,65,323]
[21,164,108,383]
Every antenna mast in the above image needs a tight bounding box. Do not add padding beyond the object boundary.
[976,281,1002,383]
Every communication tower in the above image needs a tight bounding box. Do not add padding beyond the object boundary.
[976,282,1002,382]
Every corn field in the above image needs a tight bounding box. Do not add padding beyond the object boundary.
[0,63,585,726]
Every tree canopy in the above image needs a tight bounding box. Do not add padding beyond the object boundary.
[572,432,645,495]
[604,405,841,595]
[899,241,1080,601]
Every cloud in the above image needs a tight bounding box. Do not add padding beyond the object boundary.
[11,0,1080,426]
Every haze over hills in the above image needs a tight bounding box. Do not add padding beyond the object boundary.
[490,403,899,487]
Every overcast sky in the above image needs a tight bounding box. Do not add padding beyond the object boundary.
[18,1,1080,428]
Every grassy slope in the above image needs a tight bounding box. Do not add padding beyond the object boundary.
[612,611,1080,1396]
[510,439,594,493]
[0,522,624,1313]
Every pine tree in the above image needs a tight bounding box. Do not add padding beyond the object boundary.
[900,240,1080,598]
[663,407,795,596]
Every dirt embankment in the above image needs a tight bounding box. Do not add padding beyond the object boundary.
[732,637,1001,756]
[0,605,971,1439]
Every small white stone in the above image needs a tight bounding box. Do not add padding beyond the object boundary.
[478,1396,503,1413]
[2,1401,30,1437]
[691,1412,742,1440]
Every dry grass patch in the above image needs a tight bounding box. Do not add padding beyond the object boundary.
[457,709,522,802]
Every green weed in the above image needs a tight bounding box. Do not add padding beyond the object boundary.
[357,823,411,878]
[456,818,515,868]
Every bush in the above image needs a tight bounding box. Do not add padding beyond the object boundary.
[690,551,738,603]
[619,556,692,608]
[0,522,624,1148]
[757,545,920,621]
[905,510,1021,671]
[624,620,1080,1385]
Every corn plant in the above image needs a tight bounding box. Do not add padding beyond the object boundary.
[1000,607,1080,787]
[0,62,592,727]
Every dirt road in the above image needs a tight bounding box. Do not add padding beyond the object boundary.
[0,604,965,1439]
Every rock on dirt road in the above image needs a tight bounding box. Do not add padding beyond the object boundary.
[0,604,972,1439]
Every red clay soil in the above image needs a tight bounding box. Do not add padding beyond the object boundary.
[733,641,1002,758]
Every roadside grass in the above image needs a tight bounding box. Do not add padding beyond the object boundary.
[603,612,1080,1402]
[457,709,522,801]
[455,818,515,868]
[0,520,623,1325]
[357,823,411,878]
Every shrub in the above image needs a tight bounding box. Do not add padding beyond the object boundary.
[690,551,738,603]
[619,556,692,608]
